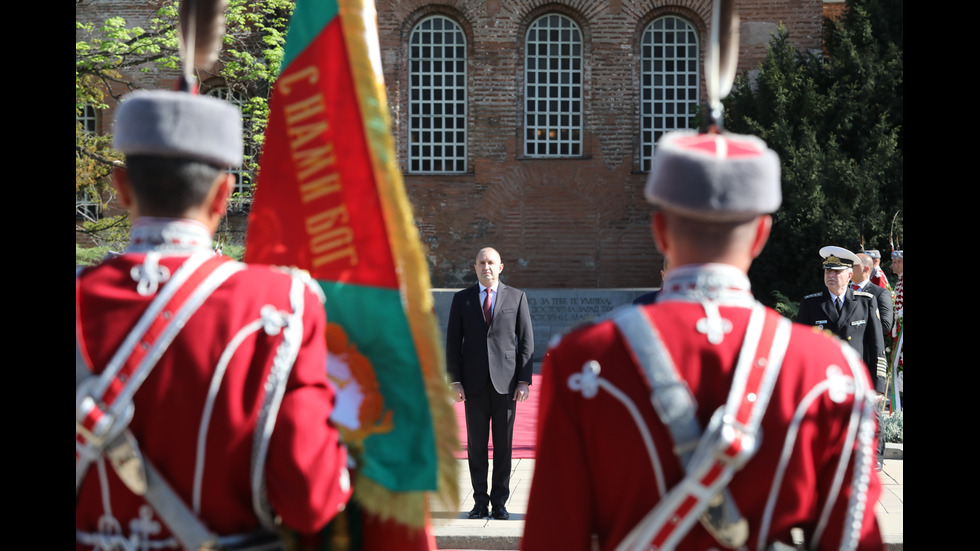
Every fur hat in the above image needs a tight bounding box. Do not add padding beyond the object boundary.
[645,131,781,221]
[113,90,243,168]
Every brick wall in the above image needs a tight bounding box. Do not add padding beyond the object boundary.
[379,0,823,288]
[77,1,825,283]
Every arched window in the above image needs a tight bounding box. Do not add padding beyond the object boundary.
[640,16,699,171]
[409,15,467,173]
[206,87,252,208]
[524,14,582,157]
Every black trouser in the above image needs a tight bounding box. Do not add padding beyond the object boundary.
[463,376,516,509]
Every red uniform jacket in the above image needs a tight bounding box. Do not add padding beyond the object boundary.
[523,265,883,551]
[869,266,889,290]
[76,250,351,548]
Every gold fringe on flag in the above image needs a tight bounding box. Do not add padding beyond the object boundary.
[338,0,460,528]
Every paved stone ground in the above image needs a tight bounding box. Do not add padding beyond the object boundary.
[431,443,904,550]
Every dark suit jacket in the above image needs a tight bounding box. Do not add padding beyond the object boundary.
[446,283,534,396]
[796,288,886,392]
[859,282,893,337]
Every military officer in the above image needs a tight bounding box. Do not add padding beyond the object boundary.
[796,246,888,393]
[75,90,351,549]
[796,246,888,471]
[523,131,884,551]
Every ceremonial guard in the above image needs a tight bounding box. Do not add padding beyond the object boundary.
[864,249,891,290]
[890,250,903,342]
[524,3,882,548]
[75,90,352,549]
[523,130,883,551]
[890,250,903,404]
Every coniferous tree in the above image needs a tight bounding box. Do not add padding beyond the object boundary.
[725,0,903,307]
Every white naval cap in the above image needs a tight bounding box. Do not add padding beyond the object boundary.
[820,246,860,270]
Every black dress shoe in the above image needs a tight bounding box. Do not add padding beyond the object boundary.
[491,506,510,520]
[467,505,489,519]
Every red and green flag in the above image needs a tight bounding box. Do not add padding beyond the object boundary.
[244,0,457,532]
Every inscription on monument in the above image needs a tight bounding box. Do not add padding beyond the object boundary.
[432,288,655,363]
[526,296,616,324]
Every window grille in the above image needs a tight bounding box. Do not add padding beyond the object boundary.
[640,16,699,172]
[76,103,98,134]
[524,14,583,158]
[207,87,252,206]
[76,104,101,219]
[76,187,101,220]
[409,15,467,173]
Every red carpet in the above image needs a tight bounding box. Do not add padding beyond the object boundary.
[453,373,541,459]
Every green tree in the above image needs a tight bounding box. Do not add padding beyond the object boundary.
[75,0,295,248]
[725,0,903,305]
[76,8,181,248]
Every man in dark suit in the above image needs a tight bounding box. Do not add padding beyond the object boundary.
[854,252,894,338]
[446,247,534,521]
[796,245,887,469]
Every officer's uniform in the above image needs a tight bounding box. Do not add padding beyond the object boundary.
[522,131,884,551]
[796,252,887,393]
[795,246,888,472]
[853,278,893,341]
[75,92,351,549]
